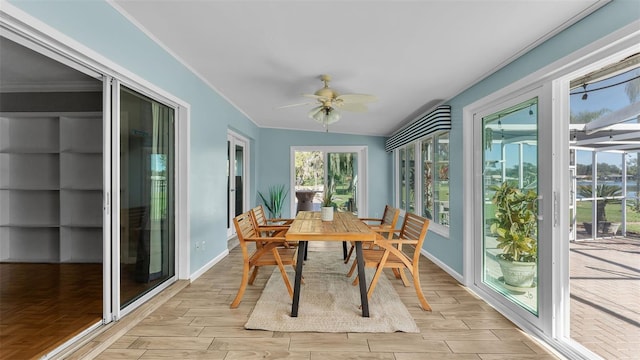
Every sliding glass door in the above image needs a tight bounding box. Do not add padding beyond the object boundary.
[118,86,175,308]
[480,97,539,315]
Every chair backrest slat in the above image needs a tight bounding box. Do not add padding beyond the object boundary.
[399,212,430,262]
[381,205,400,227]
[252,205,268,227]
[233,211,258,246]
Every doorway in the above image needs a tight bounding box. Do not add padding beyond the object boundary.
[291,146,367,216]
[0,36,105,359]
[567,59,640,359]
[227,131,248,237]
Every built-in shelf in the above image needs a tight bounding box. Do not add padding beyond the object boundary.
[0,113,103,263]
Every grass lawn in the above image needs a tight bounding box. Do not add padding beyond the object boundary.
[575,201,640,233]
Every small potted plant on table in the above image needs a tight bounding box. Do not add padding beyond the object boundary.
[321,183,335,221]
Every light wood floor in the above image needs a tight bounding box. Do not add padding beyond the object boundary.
[84,242,560,360]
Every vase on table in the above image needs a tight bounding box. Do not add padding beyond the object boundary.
[321,206,333,221]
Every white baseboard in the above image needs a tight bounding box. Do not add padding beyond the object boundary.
[190,249,229,281]
[420,248,464,284]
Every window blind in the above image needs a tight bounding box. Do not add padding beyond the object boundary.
[385,105,451,152]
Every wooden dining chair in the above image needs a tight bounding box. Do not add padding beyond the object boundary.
[252,205,292,236]
[353,212,432,311]
[230,210,298,309]
[251,205,300,251]
[344,205,400,264]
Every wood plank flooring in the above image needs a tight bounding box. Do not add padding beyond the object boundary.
[85,242,561,360]
[0,263,102,360]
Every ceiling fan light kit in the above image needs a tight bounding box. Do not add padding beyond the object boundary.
[280,74,377,131]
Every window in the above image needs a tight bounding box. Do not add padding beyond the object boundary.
[397,131,450,228]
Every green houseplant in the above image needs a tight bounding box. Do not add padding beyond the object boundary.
[258,184,288,219]
[488,181,538,288]
[321,183,335,221]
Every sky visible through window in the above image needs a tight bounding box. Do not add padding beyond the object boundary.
[571,67,640,166]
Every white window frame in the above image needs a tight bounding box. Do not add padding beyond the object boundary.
[394,131,451,238]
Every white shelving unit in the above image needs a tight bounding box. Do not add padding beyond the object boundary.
[0,113,102,263]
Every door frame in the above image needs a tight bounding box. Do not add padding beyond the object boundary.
[227,130,249,237]
[290,145,368,217]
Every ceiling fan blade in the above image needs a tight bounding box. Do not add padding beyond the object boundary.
[302,93,327,101]
[336,93,377,104]
[276,102,314,109]
[336,102,368,112]
[307,105,324,117]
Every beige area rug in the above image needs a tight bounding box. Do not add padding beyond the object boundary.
[244,250,420,333]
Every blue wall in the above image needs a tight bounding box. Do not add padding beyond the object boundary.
[257,128,392,219]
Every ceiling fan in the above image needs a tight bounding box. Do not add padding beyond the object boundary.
[279,74,377,130]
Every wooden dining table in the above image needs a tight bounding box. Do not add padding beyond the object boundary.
[285,211,377,317]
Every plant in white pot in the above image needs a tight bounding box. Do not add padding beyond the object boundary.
[321,184,335,221]
[488,181,538,288]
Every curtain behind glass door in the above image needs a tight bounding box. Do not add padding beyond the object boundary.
[119,87,175,308]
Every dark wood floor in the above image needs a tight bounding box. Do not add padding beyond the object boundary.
[0,263,102,360]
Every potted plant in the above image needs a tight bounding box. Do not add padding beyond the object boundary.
[577,184,622,236]
[321,183,335,221]
[258,184,288,219]
[488,181,538,288]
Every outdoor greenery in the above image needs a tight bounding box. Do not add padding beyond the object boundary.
[295,151,356,211]
[258,184,288,219]
[575,201,640,234]
[488,181,538,262]
[577,184,622,222]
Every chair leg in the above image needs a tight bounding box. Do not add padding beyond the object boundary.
[346,257,358,277]
[273,249,294,298]
[411,269,432,311]
[366,264,385,300]
[343,243,354,263]
[397,268,410,286]
[230,263,250,308]
[248,266,259,285]
[392,268,401,278]
[366,251,390,300]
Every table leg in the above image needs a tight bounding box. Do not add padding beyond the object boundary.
[291,240,307,317]
[342,241,347,260]
[355,241,370,317]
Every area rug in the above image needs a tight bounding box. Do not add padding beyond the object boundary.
[244,250,420,333]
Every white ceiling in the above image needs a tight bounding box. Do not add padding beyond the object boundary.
[0,1,607,136]
[110,0,605,136]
